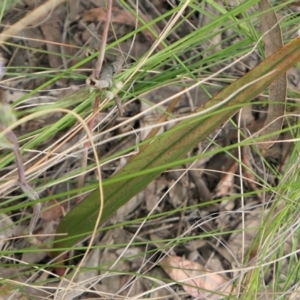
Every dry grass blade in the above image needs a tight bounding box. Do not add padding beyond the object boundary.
[258,0,287,149]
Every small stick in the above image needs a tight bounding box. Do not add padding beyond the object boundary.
[1,126,40,235]
[0,58,40,236]
[114,95,125,117]
[77,0,113,202]
[94,0,113,79]
[78,0,124,201]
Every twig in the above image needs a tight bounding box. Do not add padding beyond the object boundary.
[114,95,125,116]
[0,58,40,236]
[94,0,113,79]
[77,0,113,202]
[1,125,40,235]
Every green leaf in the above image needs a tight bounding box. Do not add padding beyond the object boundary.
[52,35,300,255]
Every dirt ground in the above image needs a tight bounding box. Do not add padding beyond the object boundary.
[0,0,299,299]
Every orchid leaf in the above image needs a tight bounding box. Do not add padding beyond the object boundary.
[53,34,300,255]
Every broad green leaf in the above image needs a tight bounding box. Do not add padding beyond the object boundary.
[53,35,300,255]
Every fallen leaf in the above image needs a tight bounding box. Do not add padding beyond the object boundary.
[214,161,237,197]
[40,22,63,70]
[82,7,135,26]
[39,200,65,221]
[160,256,234,299]
[0,214,16,250]
[82,6,164,50]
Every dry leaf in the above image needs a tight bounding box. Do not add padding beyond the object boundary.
[82,6,164,50]
[214,161,237,198]
[227,209,264,262]
[40,22,63,69]
[160,256,234,299]
[39,200,65,221]
[0,214,16,250]
[82,7,135,26]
